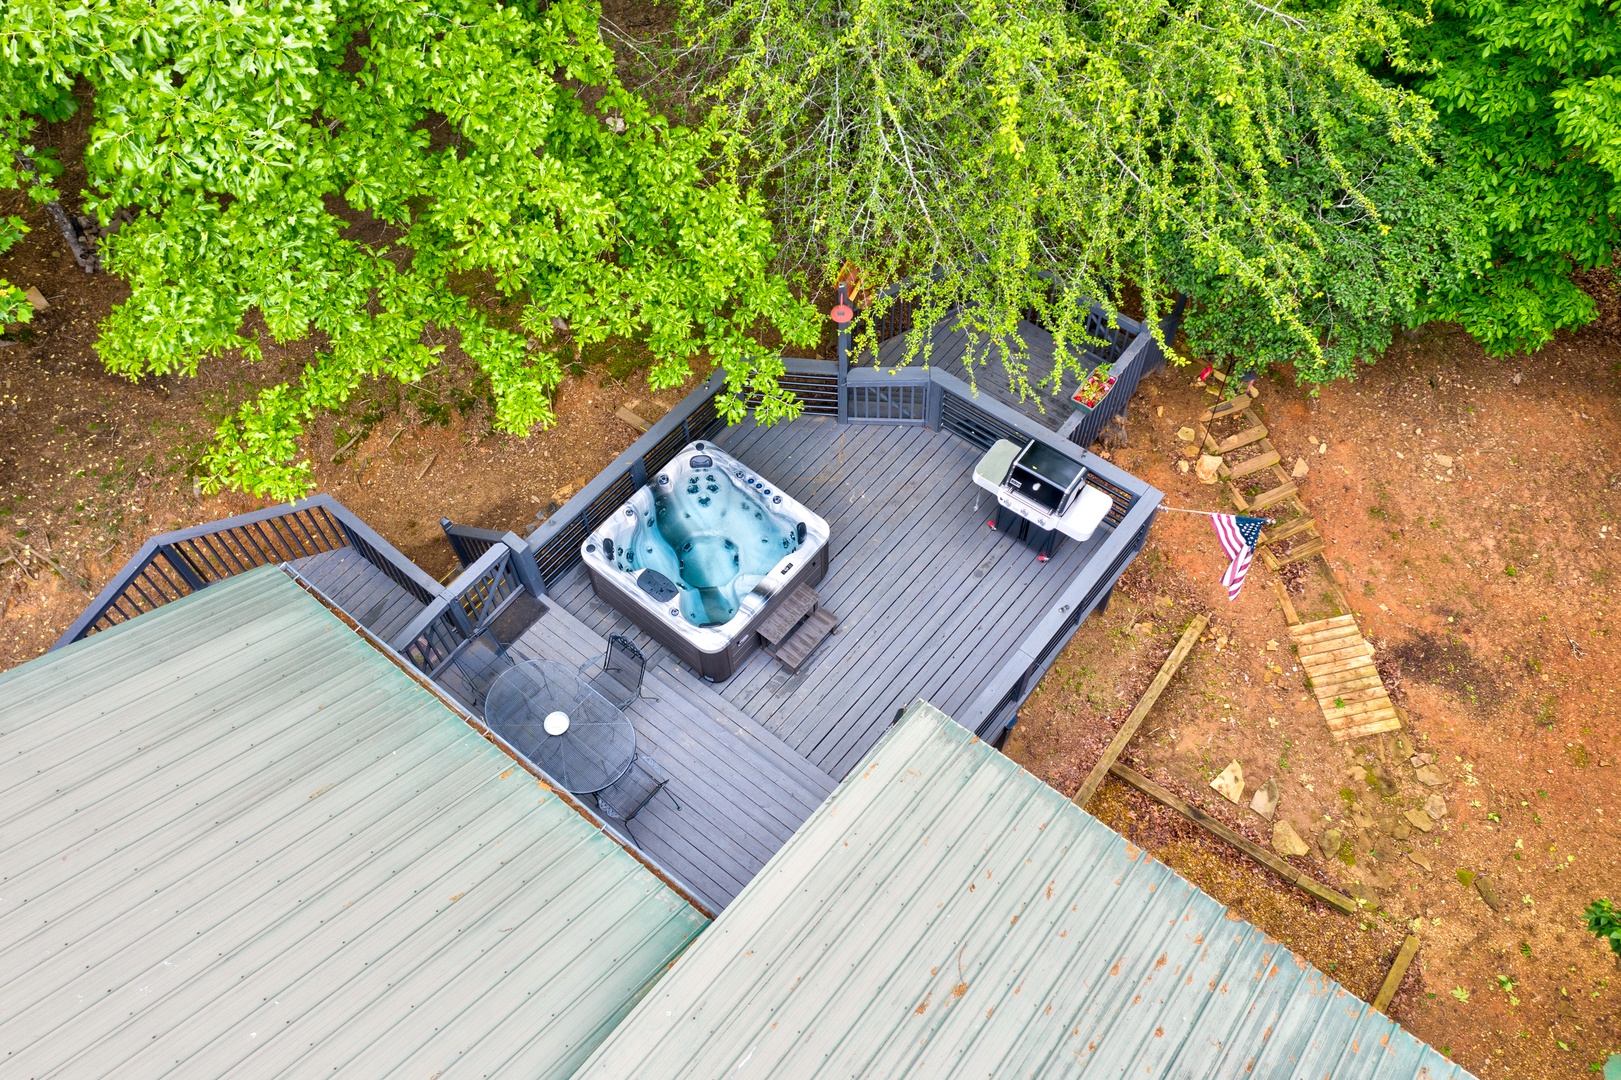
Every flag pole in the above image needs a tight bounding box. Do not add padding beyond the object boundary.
[1156,504,1273,523]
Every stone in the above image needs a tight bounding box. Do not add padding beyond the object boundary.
[1177,460,1190,474]
[1177,426,1197,442]
[1424,794,1448,820]
[1349,802,1377,830]
[1391,818,1412,841]
[1318,828,1343,861]
[1367,764,1400,798]
[1250,777,1279,820]
[24,286,48,312]
[1317,441,1328,455]
[1349,881,1377,905]
[1360,864,1394,890]
[1181,443,1202,460]
[1291,457,1309,479]
[1210,761,1245,804]
[1403,808,1435,833]
[1414,765,1448,787]
[1407,849,1433,871]
[1195,454,1224,484]
[1433,454,1453,469]
[1345,764,1367,784]
[1394,735,1414,758]
[1475,874,1503,910]
[1410,751,1434,767]
[1272,820,1310,857]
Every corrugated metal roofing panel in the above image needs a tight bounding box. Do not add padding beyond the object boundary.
[578,700,1474,1079]
[0,567,707,1078]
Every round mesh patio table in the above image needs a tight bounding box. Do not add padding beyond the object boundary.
[484,659,636,795]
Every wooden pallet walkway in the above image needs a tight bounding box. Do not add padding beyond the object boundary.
[1289,614,1402,741]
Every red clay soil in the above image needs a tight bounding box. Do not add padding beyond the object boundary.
[1008,318,1621,1079]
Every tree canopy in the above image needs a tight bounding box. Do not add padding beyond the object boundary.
[1,0,818,499]
[1395,0,1621,354]
[677,0,1489,393]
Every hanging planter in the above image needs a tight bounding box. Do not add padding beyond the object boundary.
[1070,366,1116,412]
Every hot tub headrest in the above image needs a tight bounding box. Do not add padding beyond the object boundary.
[637,568,678,602]
[689,454,713,468]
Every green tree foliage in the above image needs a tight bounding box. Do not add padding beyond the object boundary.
[1397,0,1621,354]
[679,0,1487,395]
[0,215,30,328]
[0,0,817,499]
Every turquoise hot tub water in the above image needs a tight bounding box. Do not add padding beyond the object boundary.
[582,442,832,682]
[613,461,799,626]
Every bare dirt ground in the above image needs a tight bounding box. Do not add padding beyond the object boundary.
[1008,319,1621,1078]
[4,108,1618,1080]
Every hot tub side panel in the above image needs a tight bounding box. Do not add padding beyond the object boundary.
[585,542,826,681]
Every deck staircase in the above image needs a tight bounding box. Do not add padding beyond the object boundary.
[757,585,840,674]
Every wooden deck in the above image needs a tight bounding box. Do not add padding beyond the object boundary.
[288,548,426,644]
[507,599,836,914]
[863,317,1093,431]
[547,417,1112,780]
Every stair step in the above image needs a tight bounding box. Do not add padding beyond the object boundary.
[772,606,840,673]
[756,584,820,646]
[1224,450,1281,480]
[1274,537,1326,566]
[1247,481,1299,512]
[1261,515,1318,546]
[1199,396,1252,423]
[1211,424,1269,455]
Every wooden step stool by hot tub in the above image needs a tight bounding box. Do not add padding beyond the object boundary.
[757,585,839,674]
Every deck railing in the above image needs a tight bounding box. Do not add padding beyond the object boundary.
[54,494,440,649]
[393,541,526,675]
[526,373,730,587]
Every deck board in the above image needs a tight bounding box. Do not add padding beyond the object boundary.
[505,596,835,914]
[548,417,1116,780]
[288,548,425,643]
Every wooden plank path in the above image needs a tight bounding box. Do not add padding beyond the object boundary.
[1290,614,1403,741]
[287,548,425,644]
[548,417,1111,780]
[507,598,836,914]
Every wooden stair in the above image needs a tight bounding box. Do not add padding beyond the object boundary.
[1289,615,1402,742]
[1199,398,1340,602]
[771,607,839,674]
[759,584,840,673]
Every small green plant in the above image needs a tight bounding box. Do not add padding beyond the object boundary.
[1586,899,1621,956]
[1451,987,1470,1002]
[1333,696,1346,708]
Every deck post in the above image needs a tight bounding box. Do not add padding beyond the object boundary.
[833,283,852,424]
[501,531,548,597]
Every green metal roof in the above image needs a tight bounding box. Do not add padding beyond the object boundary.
[0,566,706,1078]
[578,700,1473,1079]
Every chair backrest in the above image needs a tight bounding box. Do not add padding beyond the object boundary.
[439,635,512,712]
[592,633,647,709]
[595,755,670,822]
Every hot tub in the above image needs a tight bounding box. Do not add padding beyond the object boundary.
[581,441,830,681]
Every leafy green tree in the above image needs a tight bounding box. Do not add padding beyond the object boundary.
[1394,0,1621,354]
[1,0,817,499]
[677,0,1486,394]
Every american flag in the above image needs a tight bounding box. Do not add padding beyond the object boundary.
[1211,513,1267,600]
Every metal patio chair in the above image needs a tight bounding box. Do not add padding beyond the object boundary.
[435,592,547,713]
[595,752,679,823]
[585,633,656,710]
